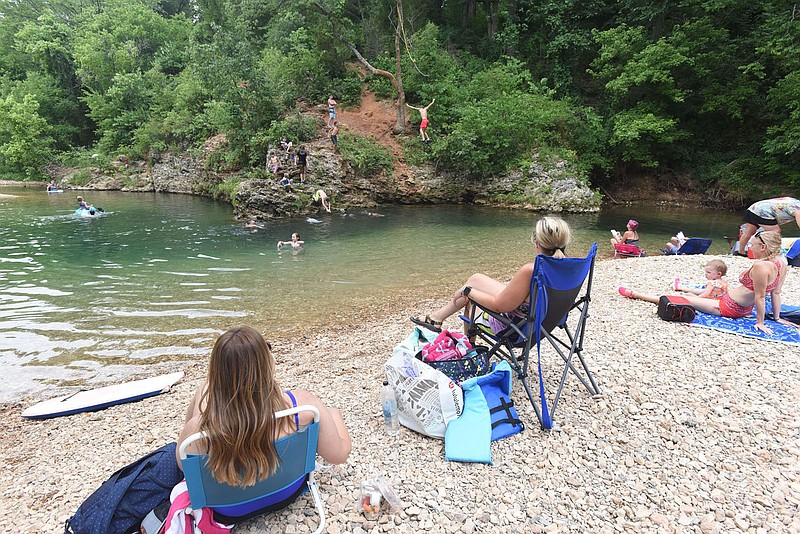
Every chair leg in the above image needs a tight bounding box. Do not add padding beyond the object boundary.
[557,323,601,396]
[307,474,326,534]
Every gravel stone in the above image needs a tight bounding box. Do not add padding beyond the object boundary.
[2,254,798,532]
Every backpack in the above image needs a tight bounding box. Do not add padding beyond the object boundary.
[657,295,696,323]
[65,442,183,534]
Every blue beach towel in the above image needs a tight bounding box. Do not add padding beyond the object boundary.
[689,302,800,346]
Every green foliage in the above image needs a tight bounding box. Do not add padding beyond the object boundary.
[609,104,687,168]
[267,114,319,145]
[398,136,429,166]
[209,177,242,204]
[339,133,393,177]
[0,0,797,202]
[295,192,311,209]
[0,94,53,178]
[72,1,191,94]
[61,148,112,170]
[69,168,93,186]
[431,59,604,177]
[329,72,363,107]
[764,71,800,162]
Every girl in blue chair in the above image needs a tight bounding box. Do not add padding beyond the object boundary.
[411,217,572,333]
[176,326,351,487]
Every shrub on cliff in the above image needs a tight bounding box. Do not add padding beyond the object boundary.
[338,133,393,177]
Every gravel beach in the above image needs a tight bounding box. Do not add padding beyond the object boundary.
[2,254,799,533]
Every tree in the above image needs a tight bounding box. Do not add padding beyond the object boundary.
[315,0,408,133]
[0,94,54,178]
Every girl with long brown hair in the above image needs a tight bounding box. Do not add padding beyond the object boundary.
[176,326,351,487]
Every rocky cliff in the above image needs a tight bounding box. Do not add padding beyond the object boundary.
[55,133,601,220]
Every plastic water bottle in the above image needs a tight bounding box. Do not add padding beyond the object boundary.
[381,381,400,436]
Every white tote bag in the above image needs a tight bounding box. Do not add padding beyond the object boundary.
[392,326,438,360]
[385,351,464,439]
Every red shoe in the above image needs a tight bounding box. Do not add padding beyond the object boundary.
[617,287,633,298]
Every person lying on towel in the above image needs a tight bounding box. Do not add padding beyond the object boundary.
[618,231,799,334]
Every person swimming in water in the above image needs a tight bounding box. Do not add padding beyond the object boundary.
[277,233,304,250]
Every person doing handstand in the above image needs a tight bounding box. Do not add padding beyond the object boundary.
[406,99,435,142]
[410,217,571,333]
[619,231,798,334]
[673,259,728,299]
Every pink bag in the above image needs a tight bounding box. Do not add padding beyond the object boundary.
[418,330,473,362]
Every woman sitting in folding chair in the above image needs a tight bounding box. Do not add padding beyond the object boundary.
[411,217,572,333]
[176,326,351,507]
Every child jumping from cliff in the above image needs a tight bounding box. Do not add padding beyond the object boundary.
[406,98,435,142]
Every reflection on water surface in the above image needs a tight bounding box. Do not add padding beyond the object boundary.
[0,187,746,400]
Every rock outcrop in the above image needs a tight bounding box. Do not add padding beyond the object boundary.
[55,134,601,220]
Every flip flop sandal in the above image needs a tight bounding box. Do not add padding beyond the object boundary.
[410,315,443,333]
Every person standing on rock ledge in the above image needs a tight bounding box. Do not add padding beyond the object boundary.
[327,95,337,127]
[329,122,339,151]
[296,145,308,183]
[406,98,435,142]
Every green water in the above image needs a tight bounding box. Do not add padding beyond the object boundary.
[1,187,751,400]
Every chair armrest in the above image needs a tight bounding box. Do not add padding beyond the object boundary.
[466,298,530,341]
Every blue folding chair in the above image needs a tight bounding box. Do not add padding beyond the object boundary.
[663,238,712,255]
[463,243,601,430]
[179,405,326,532]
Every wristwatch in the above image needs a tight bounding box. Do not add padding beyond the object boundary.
[461,285,472,298]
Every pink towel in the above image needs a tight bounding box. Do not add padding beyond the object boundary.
[163,480,232,534]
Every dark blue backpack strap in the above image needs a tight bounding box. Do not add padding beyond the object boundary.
[65,442,182,534]
[285,391,300,431]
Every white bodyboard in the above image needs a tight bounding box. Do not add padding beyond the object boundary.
[22,371,184,419]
